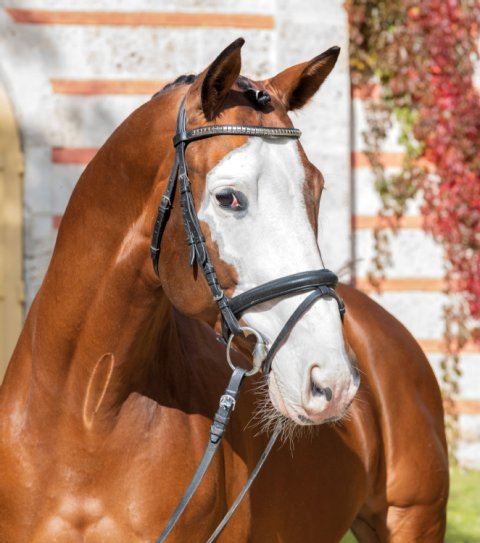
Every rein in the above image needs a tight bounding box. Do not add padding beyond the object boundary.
[151,94,345,542]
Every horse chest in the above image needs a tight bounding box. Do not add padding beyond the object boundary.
[1,405,234,542]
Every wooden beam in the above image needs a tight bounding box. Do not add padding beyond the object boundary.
[51,147,97,164]
[450,399,480,415]
[356,277,445,293]
[351,151,404,169]
[52,215,63,229]
[7,9,275,29]
[418,339,479,354]
[351,83,381,100]
[0,85,24,381]
[353,215,423,230]
[51,79,167,96]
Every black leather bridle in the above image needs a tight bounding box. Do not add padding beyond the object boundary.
[152,94,346,542]
[150,95,345,348]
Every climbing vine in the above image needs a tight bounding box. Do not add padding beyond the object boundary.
[346,0,480,455]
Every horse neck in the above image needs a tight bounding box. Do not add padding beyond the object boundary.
[17,96,187,420]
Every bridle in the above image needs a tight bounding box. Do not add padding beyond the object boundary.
[151,93,346,542]
[150,95,345,347]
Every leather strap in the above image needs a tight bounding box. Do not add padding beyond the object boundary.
[229,269,341,316]
[176,101,243,336]
[155,288,341,543]
[219,270,344,344]
[262,288,329,374]
[150,154,179,274]
[155,367,247,543]
[151,99,301,279]
[149,95,316,339]
[206,420,283,542]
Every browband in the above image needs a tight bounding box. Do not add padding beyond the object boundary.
[173,125,301,146]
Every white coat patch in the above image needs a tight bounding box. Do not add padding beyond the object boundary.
[199,137,357,424]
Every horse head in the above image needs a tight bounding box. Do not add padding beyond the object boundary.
[151,38,359,426]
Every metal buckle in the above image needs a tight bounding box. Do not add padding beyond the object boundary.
[226,326,268,377]
[219,394,236,411]
[213,291,224,302]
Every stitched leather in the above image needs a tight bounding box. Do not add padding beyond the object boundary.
[206,420,282,543]
[173,124,301,147]
[229,269,339,315]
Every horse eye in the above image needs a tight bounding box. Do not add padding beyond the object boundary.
[215,189,246,210]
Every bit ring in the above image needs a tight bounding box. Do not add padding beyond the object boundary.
[226,326,268,377]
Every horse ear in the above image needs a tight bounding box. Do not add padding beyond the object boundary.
[268,46,340,111]
[195,37,244,121]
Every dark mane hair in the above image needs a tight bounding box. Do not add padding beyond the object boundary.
[152,74,198,98]
[152,73,270,107]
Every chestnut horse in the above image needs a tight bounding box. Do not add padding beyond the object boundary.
[0,39,448,542]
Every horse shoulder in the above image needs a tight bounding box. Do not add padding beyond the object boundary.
[339,284,448,532]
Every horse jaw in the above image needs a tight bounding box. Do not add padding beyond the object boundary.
[199,137,359,426]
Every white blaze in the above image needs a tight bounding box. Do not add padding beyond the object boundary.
[199,138,357,424]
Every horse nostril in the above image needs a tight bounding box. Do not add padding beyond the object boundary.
[311,382,333,402]
[352,366,361,387]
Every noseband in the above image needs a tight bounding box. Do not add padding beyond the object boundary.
[152,94,346,542]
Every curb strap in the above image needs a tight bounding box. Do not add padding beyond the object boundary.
[155,367,247,543]
[206,420,283,542]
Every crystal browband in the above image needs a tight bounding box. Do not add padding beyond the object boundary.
[173,125,302,147]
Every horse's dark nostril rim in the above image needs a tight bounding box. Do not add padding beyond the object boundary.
[311,383,333,401]
[352,366,361,387]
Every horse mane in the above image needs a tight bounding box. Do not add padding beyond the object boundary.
[152,74,258,99]
[153,74,198,98]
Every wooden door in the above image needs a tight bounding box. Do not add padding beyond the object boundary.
[0,84,24,382]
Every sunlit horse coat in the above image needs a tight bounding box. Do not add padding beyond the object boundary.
[0,39,448,542]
